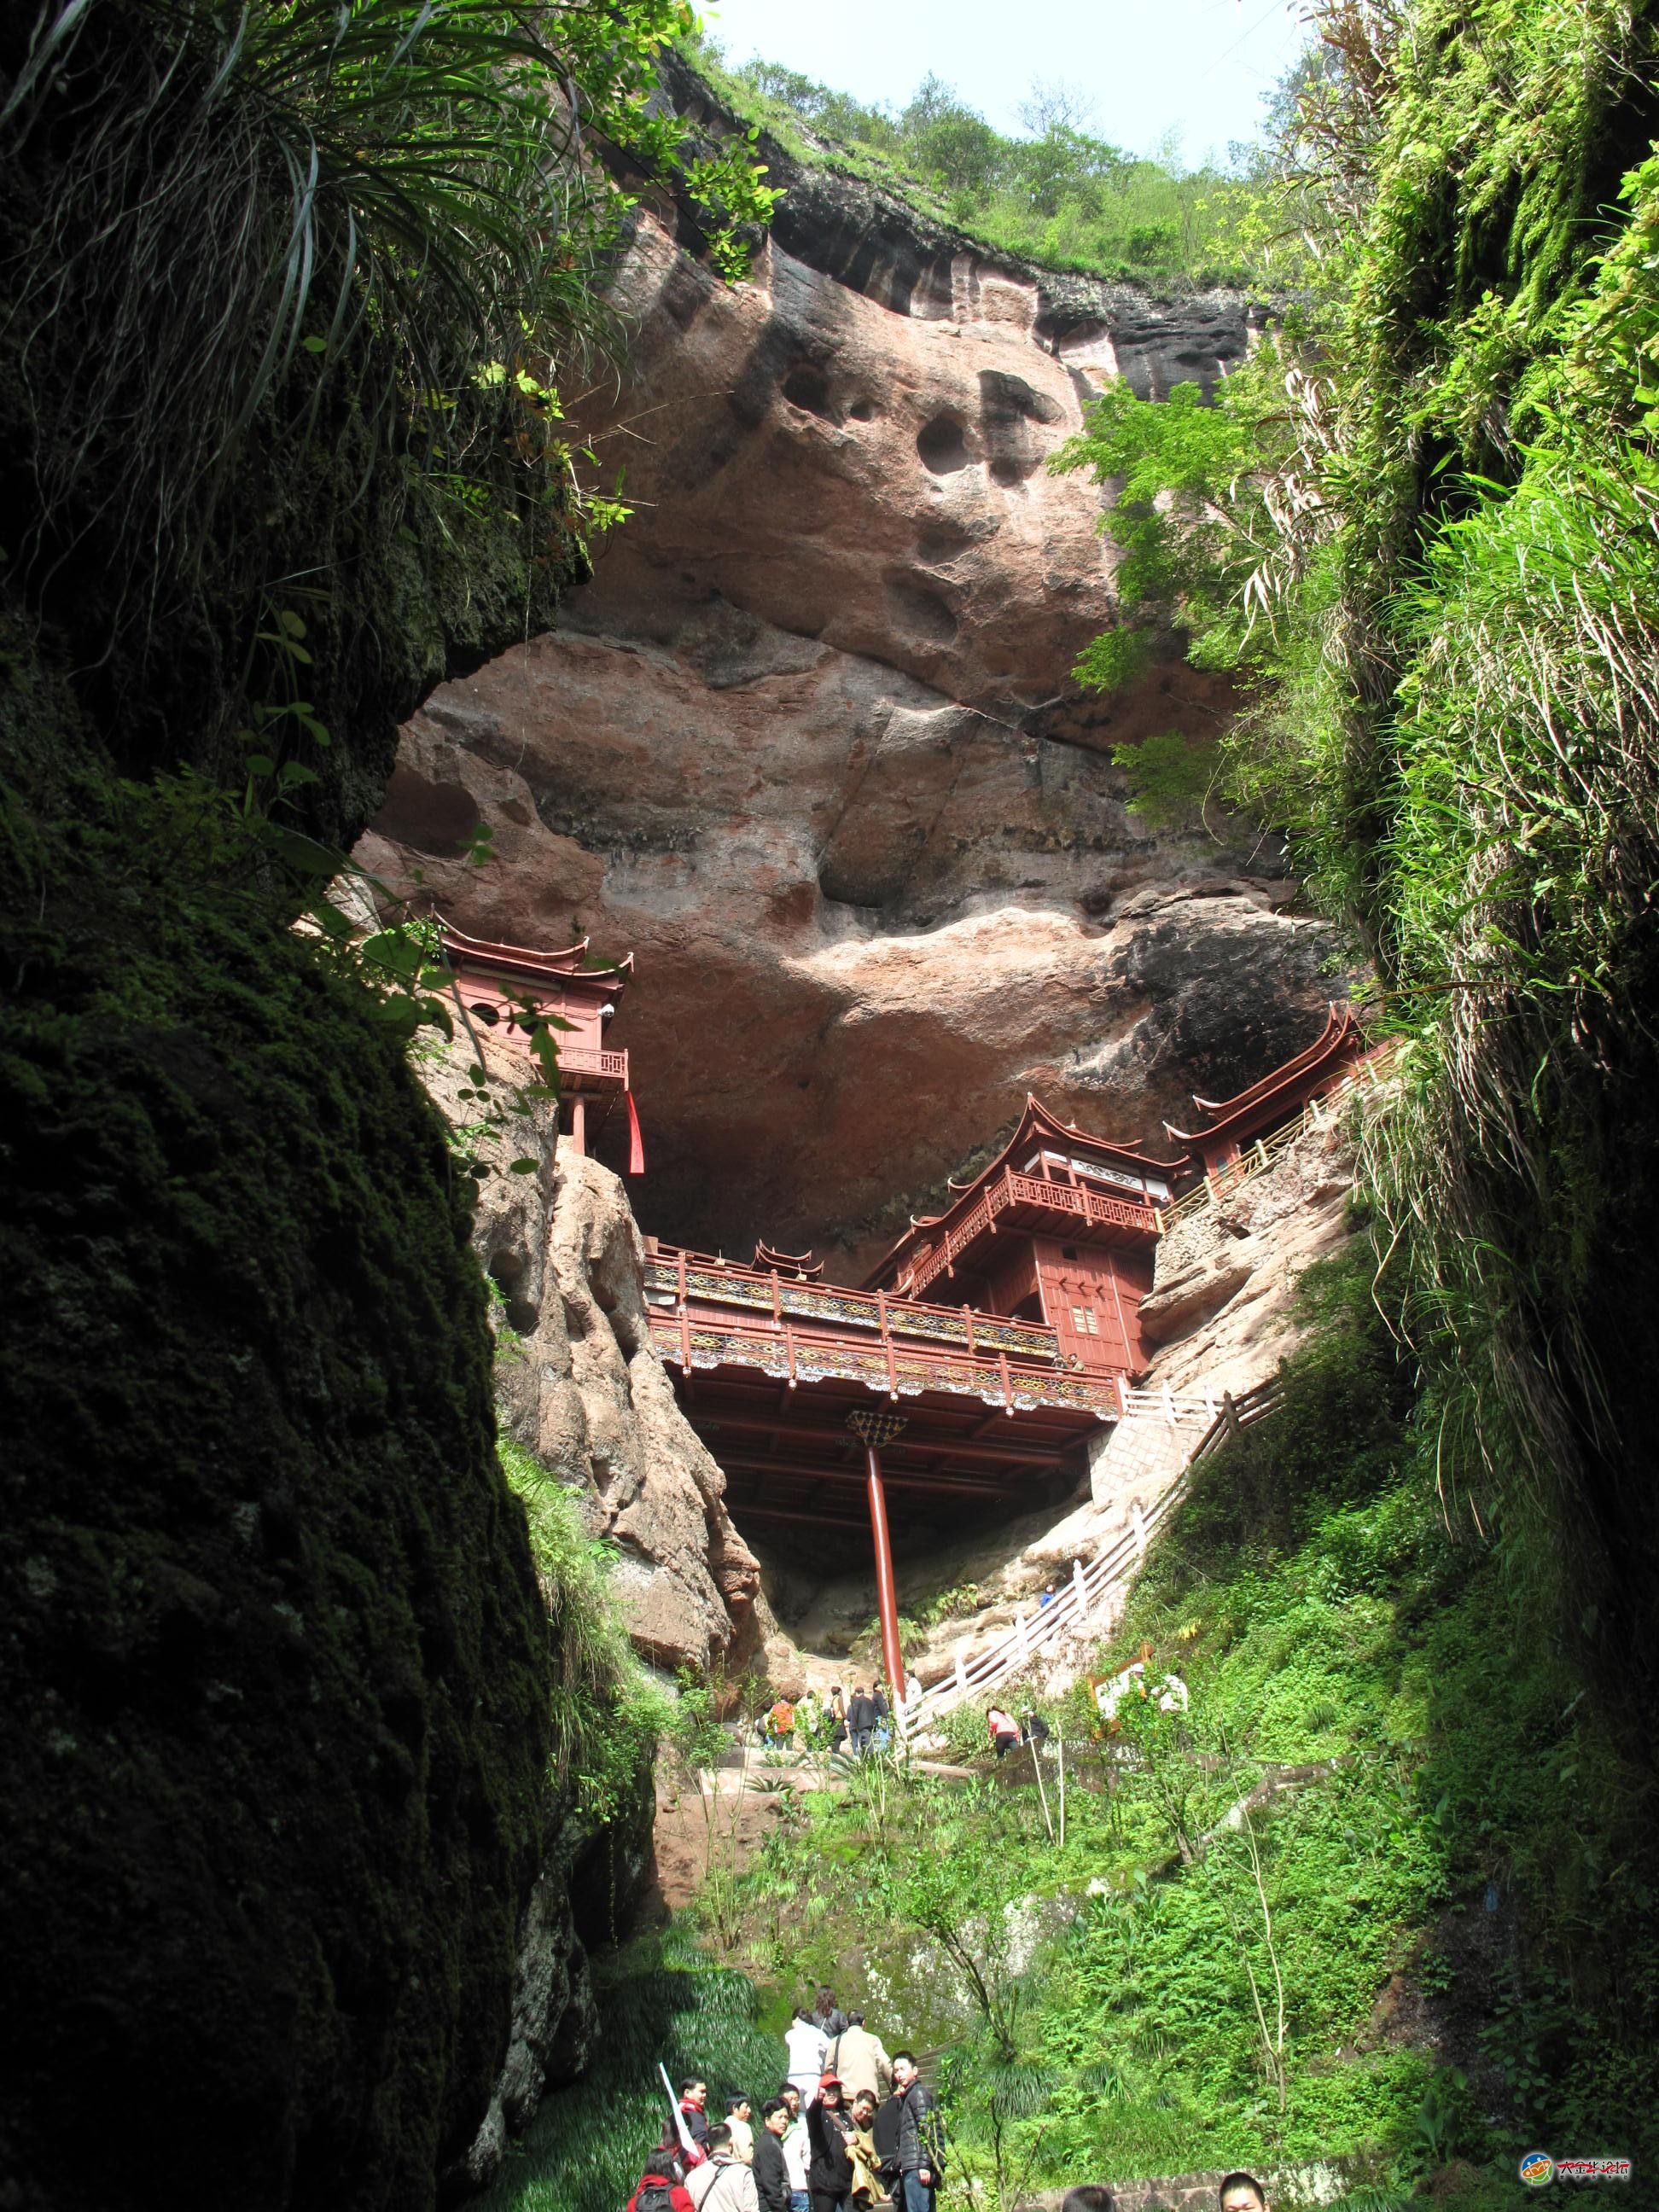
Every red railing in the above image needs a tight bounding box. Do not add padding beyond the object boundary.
[643,1309,1120,1417]
[643,1247,1055,1361]
[906,1168,1157,1296]
[556,1043,628,1086]
[643,1244,1125,1417]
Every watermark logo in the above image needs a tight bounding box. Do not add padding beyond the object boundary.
[1519,2152,1633,2186]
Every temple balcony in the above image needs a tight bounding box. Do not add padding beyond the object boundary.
[555,1042,629,1091]
[643,1243,1125,1422]
[902,1166,1159,1301]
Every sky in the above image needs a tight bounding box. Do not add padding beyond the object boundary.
[696,0,1311,167]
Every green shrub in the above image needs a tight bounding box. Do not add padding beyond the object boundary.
[498,1439,669,1827]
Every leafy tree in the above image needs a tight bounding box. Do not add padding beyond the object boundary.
[689,43,1259,286]
[1052,366,1301,691]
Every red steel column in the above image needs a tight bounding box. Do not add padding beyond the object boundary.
[863,1441,905,1697]
[847,1410,908,1698]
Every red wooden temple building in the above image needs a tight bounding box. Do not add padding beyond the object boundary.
[440,918,644,1169]
[1163,1003,1365,1178]
[435,917,1371,1694]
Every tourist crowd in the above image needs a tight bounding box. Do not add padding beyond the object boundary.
[622,1988,1276,2212]
[626,1988,941,2212]
[757,1678,923,1756]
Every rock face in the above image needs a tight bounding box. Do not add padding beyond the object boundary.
[358,152,1349,1268]
[422,1035,762,1674]
[0,897,553,2212]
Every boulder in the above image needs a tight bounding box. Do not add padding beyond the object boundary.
[1138,1256,1254,1343]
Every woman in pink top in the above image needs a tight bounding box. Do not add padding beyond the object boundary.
[986,1706,1019,1758]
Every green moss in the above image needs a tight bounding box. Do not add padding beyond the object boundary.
[0,772,554,2208]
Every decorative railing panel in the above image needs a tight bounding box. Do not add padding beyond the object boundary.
[557,1044,628,1083]
[643,1253,1055,1361]
[907,1169,1157,1295]
[644,1313,1118,1417]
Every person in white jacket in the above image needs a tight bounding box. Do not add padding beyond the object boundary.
[784,2007,828,2107]
[778,2087,812,2212]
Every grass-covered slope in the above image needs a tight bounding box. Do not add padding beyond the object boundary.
[677,32,1263,289]
[648,1252,1659,2206]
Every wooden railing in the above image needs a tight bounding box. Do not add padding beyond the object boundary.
[897,1378,1284,1738]
[643,1307,1121,1418]
[907,1168,1157,1297]
[643,1246,1056,1363]
[556,1043,628,1084]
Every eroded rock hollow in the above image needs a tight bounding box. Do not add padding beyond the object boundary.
[359,166,1347,1272]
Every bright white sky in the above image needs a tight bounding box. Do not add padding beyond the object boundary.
[696,0,1310,167]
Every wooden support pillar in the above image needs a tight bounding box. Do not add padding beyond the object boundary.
[848,1409,908,1697]
[569,1096,586,1157]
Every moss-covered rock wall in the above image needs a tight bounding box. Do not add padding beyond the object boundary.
[0,782,556,2208]
[0,2,663,2200]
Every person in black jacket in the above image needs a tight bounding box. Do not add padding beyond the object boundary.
[806,2075,855,2212]
[754,2100,793,2212]
[889,2054,944,2212]
[869,2079,903,2201]
[680,2078,712,2156]
[846,1688,874,1755]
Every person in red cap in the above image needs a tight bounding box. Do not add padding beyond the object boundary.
[805,2074,855,2212]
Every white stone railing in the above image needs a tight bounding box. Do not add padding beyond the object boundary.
[896,1379,1282,1740]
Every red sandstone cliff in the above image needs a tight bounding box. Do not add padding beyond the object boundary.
[356,142,1349,1272]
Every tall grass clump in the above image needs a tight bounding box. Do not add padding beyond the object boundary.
[499,1438,670,1829]
[0,0,772,794]
[1050,0,1659,1729]
[479,1920,782,2212]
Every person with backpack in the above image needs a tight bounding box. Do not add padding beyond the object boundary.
[753,2099,793,2212]
[814,1987,849,2040]
[687,2127,760,2212]
[629,2156,696,2212]
[806,2074,856,2212]
[868,1685,891,1752]
[890,2053,945,2212]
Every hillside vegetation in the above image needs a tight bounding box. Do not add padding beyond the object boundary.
[1059,3,1659,1770]
[583,1251,1652,2209]
[681,32,1265,288]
